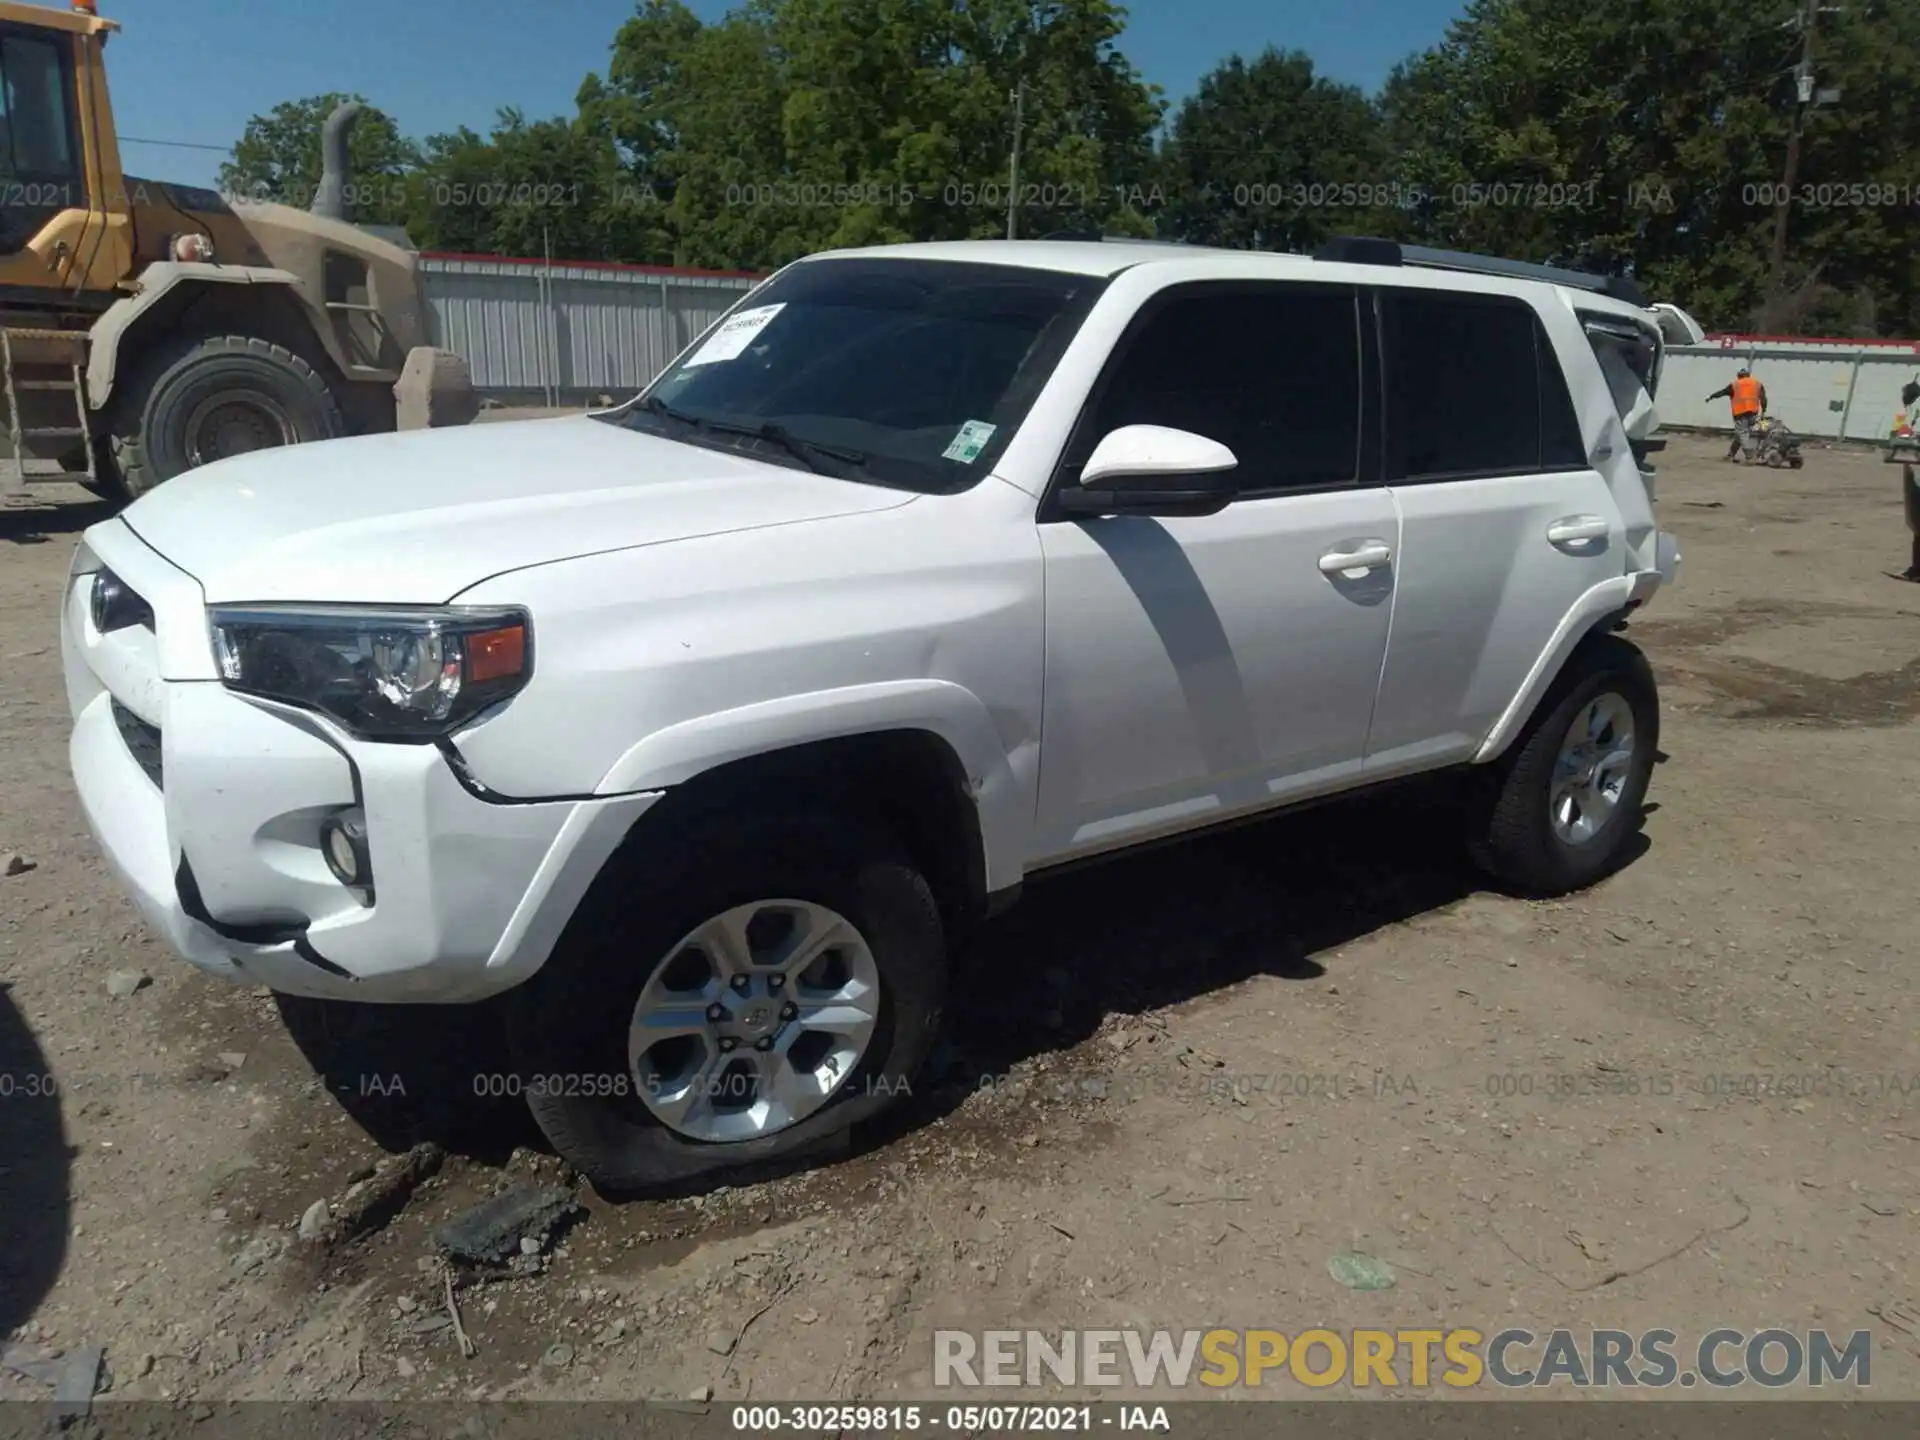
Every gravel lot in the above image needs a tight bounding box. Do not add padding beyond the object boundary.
[1,435,1916,1404]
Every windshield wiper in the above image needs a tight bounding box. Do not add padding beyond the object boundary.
[701,418,868,476]
[629,397,867,476]
[633,394,705,429]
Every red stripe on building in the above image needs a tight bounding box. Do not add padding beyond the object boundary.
[1706,332,1920,350]
[420,251,764,281]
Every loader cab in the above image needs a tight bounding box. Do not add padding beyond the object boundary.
[0,24,80,246]
[0,0,129,297]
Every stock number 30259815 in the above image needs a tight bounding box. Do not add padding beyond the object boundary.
[729,1404,1106,1432]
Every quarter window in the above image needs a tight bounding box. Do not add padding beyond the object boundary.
[1539,327,1588,470]
[1075,284,1362,493]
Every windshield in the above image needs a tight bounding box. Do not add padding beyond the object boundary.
[604,257,1106,493]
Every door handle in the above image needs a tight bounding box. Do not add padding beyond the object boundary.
[1547,515,1609,546]
[1318,540,1392,575]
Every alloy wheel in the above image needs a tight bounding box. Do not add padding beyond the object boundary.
[627,900,882,1143]
[1549,691,1636,846]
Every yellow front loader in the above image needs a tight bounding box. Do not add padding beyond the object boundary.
[0,0,469,503]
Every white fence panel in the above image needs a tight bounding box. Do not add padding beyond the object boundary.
[1658,337,1920,441]
[417,254,760,404]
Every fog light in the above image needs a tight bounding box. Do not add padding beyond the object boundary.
[321,813,370,888]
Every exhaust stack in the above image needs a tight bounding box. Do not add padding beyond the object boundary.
[311,102,366,223]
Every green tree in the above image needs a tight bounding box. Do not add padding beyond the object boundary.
[217,93,420,228]
[1379,0,1920,335]
[635,2,798,268]
[593,0,1164,268]
[407,106,658,262]
[1157,48,1394,251]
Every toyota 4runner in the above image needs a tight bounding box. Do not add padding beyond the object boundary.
[63,236,1681,1189]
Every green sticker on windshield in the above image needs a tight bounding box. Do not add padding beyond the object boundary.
[942,419,997,464]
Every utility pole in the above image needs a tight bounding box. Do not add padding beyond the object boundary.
[1006,81,1025,240]
[1765,0,1842,325]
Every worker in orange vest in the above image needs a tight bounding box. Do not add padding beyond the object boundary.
[1705,367,1767,461]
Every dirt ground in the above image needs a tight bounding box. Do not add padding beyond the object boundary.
[1,435,1916,1406]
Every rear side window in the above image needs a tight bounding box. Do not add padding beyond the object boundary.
[1383,291,1589,481]
[1075,283,1361,493]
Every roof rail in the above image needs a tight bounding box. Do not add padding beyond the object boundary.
[1035,230,1207,248]
[1312,236,1648,308]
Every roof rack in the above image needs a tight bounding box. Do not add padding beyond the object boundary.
[1034,230,1206,247]
[1312,236,1648,308]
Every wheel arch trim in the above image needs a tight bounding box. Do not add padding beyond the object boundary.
[1473,571,1659,764]
[86,262,305,410]
[594,679,1026,895]
[481,789,667,990]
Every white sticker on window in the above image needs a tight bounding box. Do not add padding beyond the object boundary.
[682,303,787,367]
[941,419,997,464]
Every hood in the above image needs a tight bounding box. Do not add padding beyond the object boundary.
[120,417,918,604]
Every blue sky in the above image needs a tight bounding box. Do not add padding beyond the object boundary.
[95,0,1463,190]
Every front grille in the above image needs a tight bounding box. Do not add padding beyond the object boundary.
[112,700,163,788]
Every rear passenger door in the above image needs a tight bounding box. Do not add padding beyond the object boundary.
[1363,287,1621,773]
[1031,280,1400,864]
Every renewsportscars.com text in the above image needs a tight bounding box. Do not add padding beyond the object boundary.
[933,1327,1873,1390]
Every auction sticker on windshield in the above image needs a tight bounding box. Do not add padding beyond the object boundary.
[942,419,997,463]
[684,303,787,366]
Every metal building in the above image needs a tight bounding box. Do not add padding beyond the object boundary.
[418,252,762,407]
[1658,334,1920,442]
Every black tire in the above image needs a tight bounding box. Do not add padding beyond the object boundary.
[503,810,948,1193]
[1465,633,1660,896]
[1788,455,1804,469]
[107,333,345,499]
[273,993,528,1157]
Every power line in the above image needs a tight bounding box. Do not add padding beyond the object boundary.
[119,135,229,152]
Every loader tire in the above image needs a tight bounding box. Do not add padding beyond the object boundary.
[107,334,346,500]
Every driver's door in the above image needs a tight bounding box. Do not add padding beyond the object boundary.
[1029,281,1399,866]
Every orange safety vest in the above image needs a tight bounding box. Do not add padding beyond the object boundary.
[1730,375,1762,417]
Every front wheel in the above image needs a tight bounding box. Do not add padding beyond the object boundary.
[1465,634,1660,896]
[504,811,948,1193]
[108,334,346,499]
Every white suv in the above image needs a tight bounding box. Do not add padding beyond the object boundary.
[63,237,1679,1189]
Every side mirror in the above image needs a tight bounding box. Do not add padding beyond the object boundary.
[1057,425,1239,518]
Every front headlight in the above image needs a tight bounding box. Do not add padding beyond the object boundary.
[207,604,531,741]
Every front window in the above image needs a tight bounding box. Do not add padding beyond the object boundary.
[0,31,77,179]
[605,257,1107,493]
[1074,283,1362,494]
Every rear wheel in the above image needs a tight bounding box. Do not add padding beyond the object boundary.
[504,810,948,1193]
[107,334,345,499]
[1465,634,1659,896]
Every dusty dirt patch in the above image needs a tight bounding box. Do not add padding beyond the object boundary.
[3,437,1918,1405]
